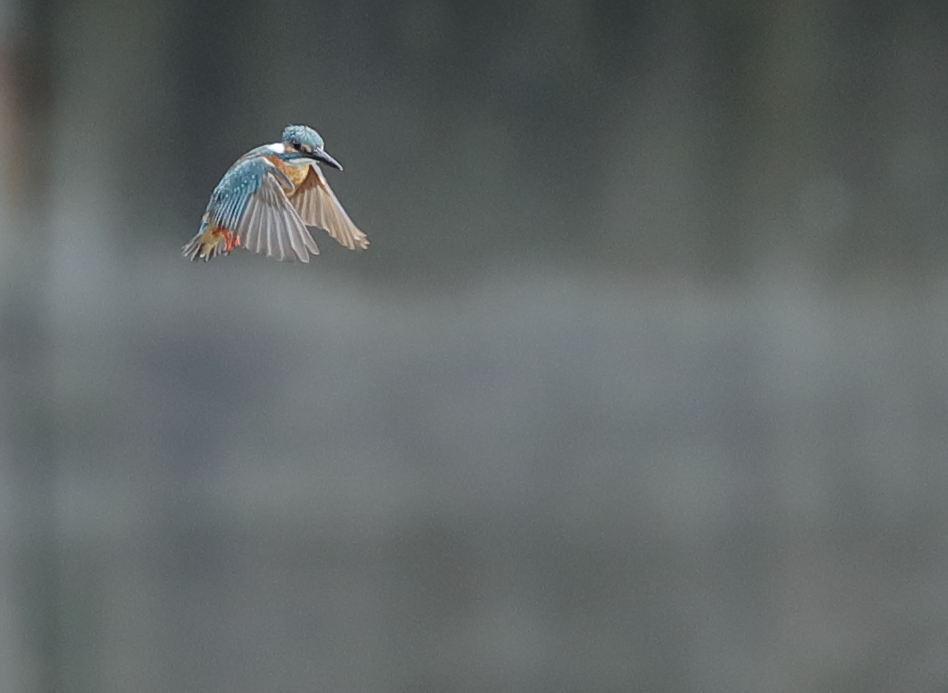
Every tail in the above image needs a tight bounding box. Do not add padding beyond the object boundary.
[182,224,238,262]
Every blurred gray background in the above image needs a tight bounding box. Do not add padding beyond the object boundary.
[2,1,948,691]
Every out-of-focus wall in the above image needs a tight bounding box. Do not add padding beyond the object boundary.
[3,1,948,691]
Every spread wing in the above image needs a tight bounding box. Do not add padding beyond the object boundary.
[232,161,320,262]
[288,164,369,251]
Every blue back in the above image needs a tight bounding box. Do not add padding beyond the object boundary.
[205,157,270,230]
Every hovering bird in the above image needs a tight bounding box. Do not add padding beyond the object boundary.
[183,124,368,262]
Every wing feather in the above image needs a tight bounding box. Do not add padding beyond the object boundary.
[288,164,369,251]
[235,164,319,262]
[244,199,259,253]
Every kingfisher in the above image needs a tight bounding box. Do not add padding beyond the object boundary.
[182,124,368,262]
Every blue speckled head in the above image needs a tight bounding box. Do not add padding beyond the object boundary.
[281,124,343,170]
[282,125,324,151]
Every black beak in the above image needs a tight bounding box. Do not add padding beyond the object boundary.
[311,148,343,171]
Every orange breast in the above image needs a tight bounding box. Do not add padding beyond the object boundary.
[266,155,310,190]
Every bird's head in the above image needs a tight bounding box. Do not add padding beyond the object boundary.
[282,124,342,170]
